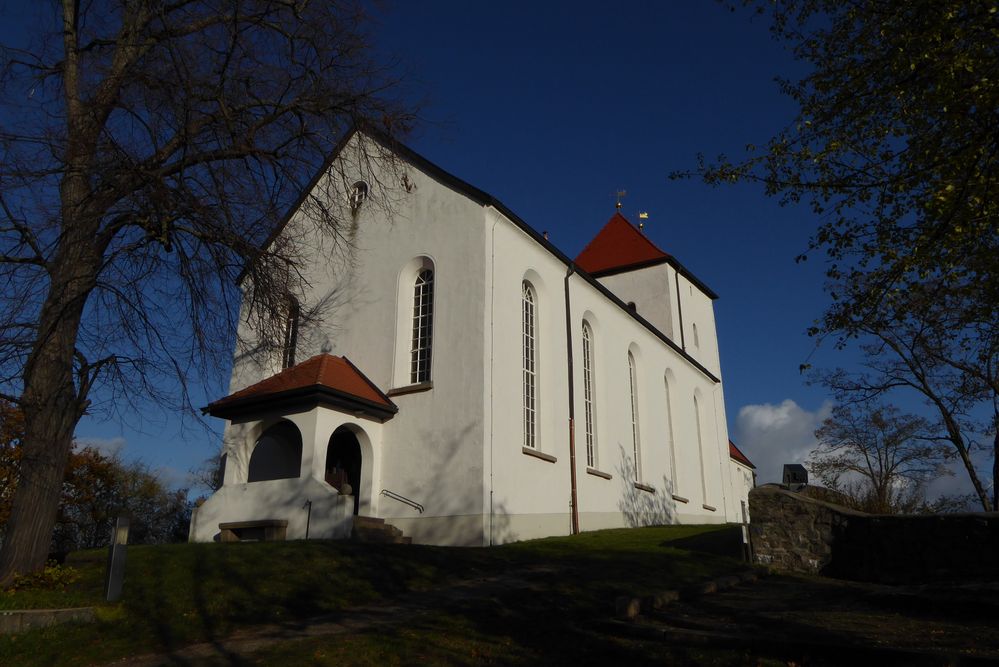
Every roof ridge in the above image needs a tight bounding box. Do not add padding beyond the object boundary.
[315,353,331,385]
[628,215,670,258]
[340,356,395,407]
[573,211,621,262]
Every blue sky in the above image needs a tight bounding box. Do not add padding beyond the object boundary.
[3,2,982,496]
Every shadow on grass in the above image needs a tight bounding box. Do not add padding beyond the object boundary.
[1,526,751,666]
[658,524,744,558]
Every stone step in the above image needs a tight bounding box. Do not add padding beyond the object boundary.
[351,516,411,545]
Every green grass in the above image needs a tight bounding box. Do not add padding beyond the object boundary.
[0,524,749,666]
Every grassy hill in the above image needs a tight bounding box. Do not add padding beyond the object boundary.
[0,524,750,666]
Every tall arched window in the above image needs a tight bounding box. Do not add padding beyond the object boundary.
[410,268,434,383]
[692,322,700,349]
[522,281,538,449]
[664,374,677,492]
[581,322,597,467]
[628,351,641,481]
[281,296,300,369]
[694,394,708,502]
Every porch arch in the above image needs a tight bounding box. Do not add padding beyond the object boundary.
[247,420,302,483]
[325,423,376,516]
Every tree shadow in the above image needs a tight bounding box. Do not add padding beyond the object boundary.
[615,444,677,527]
[659,525,744,558]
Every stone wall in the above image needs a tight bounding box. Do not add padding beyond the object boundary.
[749,485,999,583]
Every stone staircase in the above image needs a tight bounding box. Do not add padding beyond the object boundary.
[351,516,412,544]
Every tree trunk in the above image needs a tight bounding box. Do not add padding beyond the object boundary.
[953,432,993,512]
[934,403,994,512]
[0,402,78,585]
[0,181,101,584]
[993,419,998,513]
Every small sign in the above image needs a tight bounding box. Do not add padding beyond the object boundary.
[104,516,129,602]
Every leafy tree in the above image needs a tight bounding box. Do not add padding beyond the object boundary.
[808,404,946,514]
[0,400,25,530]
[683,1,998,509]
[54,448,191,551]
[0,0,411,582]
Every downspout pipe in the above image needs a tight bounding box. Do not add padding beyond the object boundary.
[674,267,686,351]
[564,265,580,535]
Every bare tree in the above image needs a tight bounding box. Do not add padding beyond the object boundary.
[809,404,947,514]
[0,0,412,583]
[817,276,997,512]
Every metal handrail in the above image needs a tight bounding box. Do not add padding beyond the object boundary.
[380,489,424,514]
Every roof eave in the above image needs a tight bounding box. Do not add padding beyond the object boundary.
[204,384,398,422]
[587,256,671,279]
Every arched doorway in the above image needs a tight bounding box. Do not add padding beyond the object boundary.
[326,427,362,515]
[247,421,302,482]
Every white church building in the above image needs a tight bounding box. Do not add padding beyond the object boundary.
[189,129,755,546]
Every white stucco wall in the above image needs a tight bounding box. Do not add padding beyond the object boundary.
[483,207,739,543]
[596,263,722,380]
[214,133,488,546]
[595,264,674,340]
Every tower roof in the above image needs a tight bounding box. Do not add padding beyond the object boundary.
[574,212,671,276]
[204,354,396,421]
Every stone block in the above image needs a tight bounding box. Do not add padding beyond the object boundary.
[615,596,641,620]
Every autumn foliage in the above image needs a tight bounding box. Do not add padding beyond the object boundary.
[0,401,189,554]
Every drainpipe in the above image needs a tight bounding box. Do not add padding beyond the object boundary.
[564,265,580,535]
[674,267,686,351]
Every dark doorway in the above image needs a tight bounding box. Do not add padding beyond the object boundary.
[326,428,362,515]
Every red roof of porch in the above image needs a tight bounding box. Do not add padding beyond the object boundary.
[204,354,396,421]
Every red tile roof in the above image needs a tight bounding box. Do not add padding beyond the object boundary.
[729,440,756,469]
[574,212,671,276]
[205,354,395,419]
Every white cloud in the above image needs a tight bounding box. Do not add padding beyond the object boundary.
[153,465,191,491]
[734,399,833,485]
[74,436,126,457]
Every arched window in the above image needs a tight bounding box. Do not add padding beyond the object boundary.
[349,181,368,211]
[410,268,434,383]
[692,322,700,349]
[694,394,708,502]
[628,352,641,481]
[247,421,302,482]
[581,322,597,468]
[664,374,677,492]
[522,281,538,449]
[282,296,300,369]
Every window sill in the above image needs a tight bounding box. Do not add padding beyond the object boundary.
[386,381,433,397]
[586,467,612,480]
[522,447,557,463]
[671,494,690,504]
[634,482,655,494]
[702,503,717,512]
